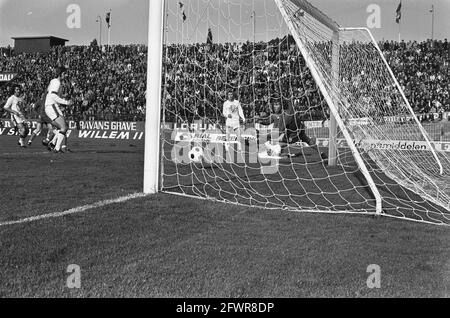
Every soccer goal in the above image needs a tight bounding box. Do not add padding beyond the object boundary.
[145,0,450,226]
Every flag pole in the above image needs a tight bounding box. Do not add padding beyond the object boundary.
[396,1,402,42]
[252,10,256,44]
[107,10,112,48]
[431,4,435,40]
[96,15,102,47]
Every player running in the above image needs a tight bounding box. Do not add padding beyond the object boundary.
[3,85,30,148]
[28,92,55,146]
[257,98,328,162]
[222,91,245,152]
[45,67,72,153]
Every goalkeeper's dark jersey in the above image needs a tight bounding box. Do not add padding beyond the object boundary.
[260,102,309,144]
[34,98,45,116]
[262,103,306,133]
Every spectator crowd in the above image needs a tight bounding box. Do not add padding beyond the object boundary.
[0,37,448,123]
[0,43,147,121]
[383,39,449,115]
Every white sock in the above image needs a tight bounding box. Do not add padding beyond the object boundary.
[55,132,66,151]
[50,133,58,145]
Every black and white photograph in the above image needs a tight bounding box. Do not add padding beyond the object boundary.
[0,0,449,300]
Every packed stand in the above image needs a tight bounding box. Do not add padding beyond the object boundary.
[0,44,147,121]
[0,38,449,123]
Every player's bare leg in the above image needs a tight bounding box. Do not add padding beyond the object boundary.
[48,128,58,149]
[17,123,29,148]
[61,132,71,152]
[42,124,54,146]
[28,122,41,146]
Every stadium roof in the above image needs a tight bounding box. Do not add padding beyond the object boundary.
[11,36,69,42]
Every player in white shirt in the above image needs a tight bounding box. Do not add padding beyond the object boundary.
[222,91,245,152]
[45,67,72,153]
[3,85,30,147]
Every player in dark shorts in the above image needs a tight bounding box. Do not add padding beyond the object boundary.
[257,98,328,161]
[28,93,55,146]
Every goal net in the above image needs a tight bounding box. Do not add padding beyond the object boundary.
[156,0,450,225]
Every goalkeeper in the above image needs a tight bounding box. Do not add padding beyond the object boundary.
[256,98,328,161]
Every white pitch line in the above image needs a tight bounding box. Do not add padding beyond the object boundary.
[0,193,149,227]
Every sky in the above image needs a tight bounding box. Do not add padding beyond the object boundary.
[0,0,449,47]
[0,0,149,46]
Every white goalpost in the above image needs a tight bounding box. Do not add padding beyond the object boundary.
[144,0,165,194]
[144,0,450,225]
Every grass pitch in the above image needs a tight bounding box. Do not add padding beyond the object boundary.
[0,136,449,297]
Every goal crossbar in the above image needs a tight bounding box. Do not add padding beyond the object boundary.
[290,0,339,32]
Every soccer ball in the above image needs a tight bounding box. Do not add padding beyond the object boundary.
[188,146,204,163]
